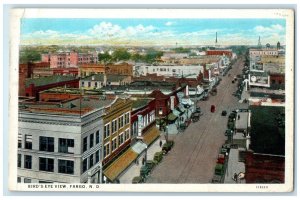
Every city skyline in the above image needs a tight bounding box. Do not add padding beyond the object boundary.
[20,18,286,46]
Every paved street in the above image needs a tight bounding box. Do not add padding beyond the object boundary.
[147,57,248,183]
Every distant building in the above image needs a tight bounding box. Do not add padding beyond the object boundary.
[24,75,79,100]
[42,51,98,68]
[134,64,204,78]
[80,74,132,90]
[206,50,233,58]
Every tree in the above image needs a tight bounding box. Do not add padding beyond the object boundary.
[19,48,41,63]
[173,47,190,53]
[98,51,112,63]
[131,53,143,62]
[144,49,163,63]
[111,48,131,61]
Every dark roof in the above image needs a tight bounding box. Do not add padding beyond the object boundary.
[250,106,285,155]
[25,75,78,87]
[132,98,151,109]
[250,92,285,100]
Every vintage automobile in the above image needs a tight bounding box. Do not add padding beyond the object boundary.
[211,105,216,113]
[140,165,151,178]
[145,160,156,171]
[214,163,225,176]
[221,110,227,116]
[153,151,163,163]
[132,176,145,184]
[191,112,200,122]
[162,140,174,154]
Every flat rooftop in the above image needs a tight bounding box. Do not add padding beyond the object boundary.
[250,106,285,155]
[19,97,113,116]
[25,75,78,87]
[235,112,249,131]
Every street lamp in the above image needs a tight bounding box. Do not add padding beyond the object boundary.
[144,145,148,165]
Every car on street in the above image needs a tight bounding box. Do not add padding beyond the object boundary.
[146,160,156,171]
[153,151,163,163]
[140,165,151,178]
[132,176,145,184]
[162,140,174,154]
[211,105,216,113]
[221,110,227,116]
[225,129,233,136]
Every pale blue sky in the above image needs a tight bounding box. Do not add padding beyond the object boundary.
[20,18,286,46]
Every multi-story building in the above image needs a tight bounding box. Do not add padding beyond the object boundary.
[102,97,133,180]
[80,74,132,90]
[42,51,98,68]
[18,97,114,183]
[134,64,204,78]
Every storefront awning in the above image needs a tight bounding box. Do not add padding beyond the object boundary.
[143,125,160,146]
[103,148,138,182]
[167,113,178,121]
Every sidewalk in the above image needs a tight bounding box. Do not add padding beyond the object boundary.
[119,134,165,183]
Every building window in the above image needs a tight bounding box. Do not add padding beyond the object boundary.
[95,82,98,88]
[58,138,74,154]
[132,121,138,137]
[112,119,117,133]
[18,133,22,148]
[82,158,87,173]
[112,138,117,151]
[39,137,54,152]
[81,81,84,87]
[83,137,88,152]
[89,155,94,169]
[118,133,124,146]
[104,123,110,138]
[103,143,110,158]
[96,131,100,144]
[88,82,91,87]
[95,150,100,163]
[24,178,31,183]
[58,160,74,174]
[24,155,32,169]
[39,157,54,172]
[125,112,130,124]
[125,129,130,141]
[25,135,32,150]
[18,154,21,168]
[119,116,124,128]
[90,133,94,148]
[17,177,21,183]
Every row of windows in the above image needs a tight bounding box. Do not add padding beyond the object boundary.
[104,113,130,139]
[18,154,74,175]
[83,130,100,152]
[82,150,100,173]
[18,136,74,154]
[103,129,130,158]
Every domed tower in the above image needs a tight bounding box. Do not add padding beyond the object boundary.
[277,41,281,50]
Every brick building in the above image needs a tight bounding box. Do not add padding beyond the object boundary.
[24,76,79,100]
[42,51,98,68]
[206,50,233,58]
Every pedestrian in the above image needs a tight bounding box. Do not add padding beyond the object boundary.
[142,158,145,165]
[238,115,240,120]
[159,140,162,147]
[233,173,238,182]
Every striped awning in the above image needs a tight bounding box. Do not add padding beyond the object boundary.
[103,148,138,182]
[143,125,160,146]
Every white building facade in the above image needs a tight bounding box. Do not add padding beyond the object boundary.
[17,108,105,183]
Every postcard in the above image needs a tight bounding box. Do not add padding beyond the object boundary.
[8,8,294,192]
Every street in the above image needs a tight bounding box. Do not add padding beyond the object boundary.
[147,57,248,183]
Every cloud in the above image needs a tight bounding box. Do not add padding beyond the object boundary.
[165,21,175,26]
[254,24,285,33]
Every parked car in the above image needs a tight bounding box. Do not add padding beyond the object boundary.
[229,112,237,120]
[153,151,163,163]
[132,176,144,184]
[195,107,201,113]
[221,110,227,116]
[225,129,233,136]
[140,165,151,178]
[192,112,200,122]
[145,160,156,171]
[211,105,216,113]
[215,163,225,176]
[162,140,174,154]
